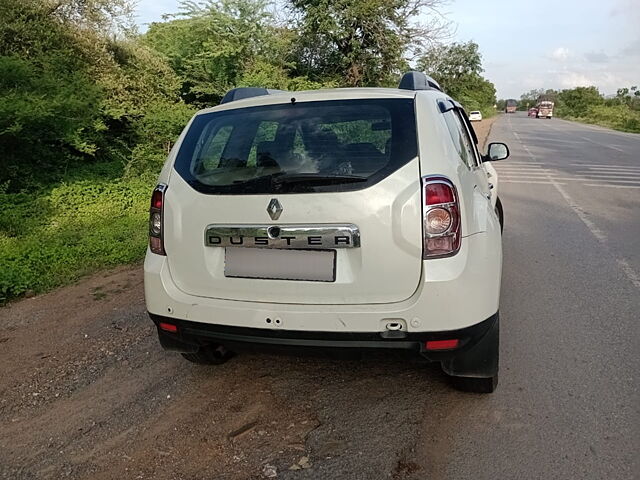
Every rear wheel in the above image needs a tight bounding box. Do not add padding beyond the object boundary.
[181,344,234,365]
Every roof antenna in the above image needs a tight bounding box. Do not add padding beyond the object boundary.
[291,97,296,105]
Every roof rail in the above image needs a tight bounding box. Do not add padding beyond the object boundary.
[398,71,443,92]
[220,87,286,104]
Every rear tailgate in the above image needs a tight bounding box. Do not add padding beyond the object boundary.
[164,161,423,305]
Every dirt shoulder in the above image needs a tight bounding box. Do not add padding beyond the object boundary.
[472,116,497,150]
[0,266,445,479]
[0,267,320,479]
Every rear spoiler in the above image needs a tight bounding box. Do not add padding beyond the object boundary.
[220,88,286,104]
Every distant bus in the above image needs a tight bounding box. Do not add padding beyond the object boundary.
[505,99,517,113]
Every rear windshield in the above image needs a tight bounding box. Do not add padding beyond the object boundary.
[173,98,417,194]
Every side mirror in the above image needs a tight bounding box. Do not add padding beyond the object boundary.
[484,142,509,161]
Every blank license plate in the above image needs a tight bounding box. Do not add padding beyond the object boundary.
[224,248,336,282]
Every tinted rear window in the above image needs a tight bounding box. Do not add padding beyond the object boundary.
[174,99,417,194]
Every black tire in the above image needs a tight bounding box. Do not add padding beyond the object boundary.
[451,375,498,393]
[181,344,234,365]
[495,197,504,233]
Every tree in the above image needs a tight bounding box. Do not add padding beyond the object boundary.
[0,0,191,189]
[417,41,482,93]
[416,41,496,115]
[0,0,103,188]
[556,86,603,117]
[144,0,277,106]
[289,0,450,87]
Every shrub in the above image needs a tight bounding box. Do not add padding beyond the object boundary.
[0,172,153,302]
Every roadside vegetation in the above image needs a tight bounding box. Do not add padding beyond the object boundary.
[0,0,497,303]
[418,41,497,118]
[499,86,640,133]
[556,86,640,133]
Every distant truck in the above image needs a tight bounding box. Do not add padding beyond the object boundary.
[505,99,517,113]
[536,99,554,119]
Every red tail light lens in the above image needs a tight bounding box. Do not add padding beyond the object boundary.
[422,177,461,258]
[425,339,460,351]
[159,322,178,333]
[149,184,167,255]
[151,189,164,209]
[426,183,455,205]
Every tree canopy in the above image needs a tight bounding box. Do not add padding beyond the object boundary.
[289,0,450,87]
[1,0,502,191]
[417,41,496,115]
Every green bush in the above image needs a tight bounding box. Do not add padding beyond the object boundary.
[0,171,153,302]
[562,104,640,133]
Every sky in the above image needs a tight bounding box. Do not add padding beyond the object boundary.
[133,0,640,99]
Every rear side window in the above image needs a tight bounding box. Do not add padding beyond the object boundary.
[443,110,477,168]
[174,99,417,194]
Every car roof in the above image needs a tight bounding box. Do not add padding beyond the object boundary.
[197,88,427,115]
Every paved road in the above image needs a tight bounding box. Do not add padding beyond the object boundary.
[437,113,639,479]
[1,114,638,479]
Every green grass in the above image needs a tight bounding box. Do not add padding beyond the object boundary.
[559,104,640,133]
[0,167,155,303]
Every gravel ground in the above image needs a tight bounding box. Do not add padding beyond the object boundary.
[0,266,453,479]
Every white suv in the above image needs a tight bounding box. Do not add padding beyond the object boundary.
[144,72,509,393]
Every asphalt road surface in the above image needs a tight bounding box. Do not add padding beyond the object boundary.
[1,114,638,479]
[427,113,640,479]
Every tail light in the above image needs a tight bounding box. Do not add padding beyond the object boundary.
[422,176,461,258]
[149,184,167,255]
[425,339,460,351]
[159,322,178,333]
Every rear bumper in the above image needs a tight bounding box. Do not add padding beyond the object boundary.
[144,230,502,333]
[150,311,498,363]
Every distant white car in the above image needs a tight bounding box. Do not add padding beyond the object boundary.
[144,72,511,393]
[468,111,482,122]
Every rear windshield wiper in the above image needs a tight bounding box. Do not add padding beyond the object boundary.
[272,174,368,186]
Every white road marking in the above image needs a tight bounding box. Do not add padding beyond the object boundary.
[502,177,640,183]
[583,165,640,169]
[570,163,640,168]
[501,180,566,185]
[511,123,640,290]
[577,174,640,179]
[584,184,640,189]
[498,162,545,165]
[580,136,626,152]
[615,259,640,290]
[495,165,548,168]
[505,180,640,189]
[578,168,640,175]
[496,171,549,174]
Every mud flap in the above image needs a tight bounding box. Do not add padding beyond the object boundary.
[440,313,499,378]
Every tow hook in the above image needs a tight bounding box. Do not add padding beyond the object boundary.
[380,320,408,339]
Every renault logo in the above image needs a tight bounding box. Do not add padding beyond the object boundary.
[267,198,283,220]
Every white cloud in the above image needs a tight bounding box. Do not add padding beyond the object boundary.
[558,72,593,88]
[550,47,570,61]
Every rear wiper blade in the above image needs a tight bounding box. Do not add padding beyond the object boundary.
[273,174,368,185]
[231,172,285,185]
